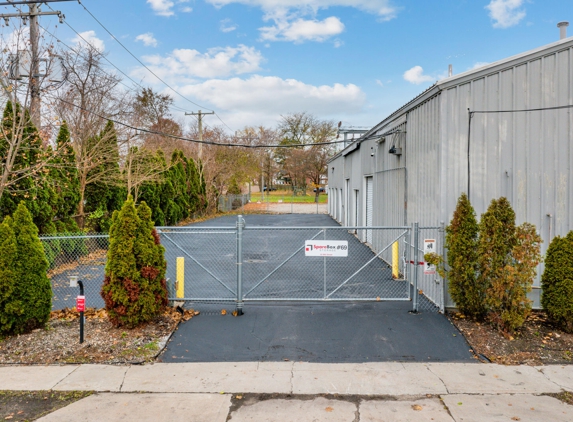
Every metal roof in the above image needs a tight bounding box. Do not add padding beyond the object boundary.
[330,36,573,163]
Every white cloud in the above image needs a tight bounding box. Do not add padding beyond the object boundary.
[260,16,344,42]
[72,30,105,52]
[220,19,238,33]
[135,32,158,47]
[333,39,343,48]
[375,79,383,87]
[177,75,365,127]
[147,0,175,16]
[403,66,434,85]
[469,61,490,71]
[207,1,397,20]
[147,0,191,16]
[136,45,264,80]
[485,0,526,28]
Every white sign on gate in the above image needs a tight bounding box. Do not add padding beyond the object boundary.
[305,240,348,257]
[423,239,436,275]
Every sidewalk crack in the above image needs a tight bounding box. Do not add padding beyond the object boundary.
[119,365,129,392]
[534,366,566,391]
[52,365,80,390]
[426,365,450,394]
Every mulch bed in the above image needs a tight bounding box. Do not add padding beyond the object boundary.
[449,311,573,365]
[0,307,198,365]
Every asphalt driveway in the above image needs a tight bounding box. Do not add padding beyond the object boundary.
[160,213,473,363]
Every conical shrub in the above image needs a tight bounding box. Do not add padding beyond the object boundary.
[0,217,18,334]
[542,231,573,332]
[446,193,483,318]
[2,203,52,334]
[101,197,168,328]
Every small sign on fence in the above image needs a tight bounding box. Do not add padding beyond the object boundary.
[76,295,85,312]
[423,239,436,275]
[305,240,348,257]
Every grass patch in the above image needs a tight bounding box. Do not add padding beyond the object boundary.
[0,390,92,421]
[251,191,328,203]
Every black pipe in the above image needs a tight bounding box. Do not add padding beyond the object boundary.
[78,280,84,344]
[467,109,473,200]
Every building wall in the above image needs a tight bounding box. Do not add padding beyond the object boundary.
[439,43,573,306]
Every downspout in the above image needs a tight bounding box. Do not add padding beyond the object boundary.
[467,109,474,200]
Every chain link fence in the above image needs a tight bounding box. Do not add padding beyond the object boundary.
[41,234,109,311]
[218,194,251,212]
[403,225,446,313]
[41,218,445,313]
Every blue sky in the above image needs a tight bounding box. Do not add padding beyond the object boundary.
[2,0,571,132]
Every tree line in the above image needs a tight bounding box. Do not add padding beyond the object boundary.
[1,39,337,233]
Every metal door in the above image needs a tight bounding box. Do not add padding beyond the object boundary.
[365,177,373,244]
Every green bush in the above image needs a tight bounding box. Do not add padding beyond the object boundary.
[1,203,52,334]
[0,217,18,335]
[541,231,573,333]
[446,193,483,318]
[101,197,168,328]
[478,198,541,333]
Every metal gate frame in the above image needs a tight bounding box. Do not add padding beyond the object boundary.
[160,216,445,314]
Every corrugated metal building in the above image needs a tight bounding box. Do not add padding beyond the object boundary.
[328,35,573,308]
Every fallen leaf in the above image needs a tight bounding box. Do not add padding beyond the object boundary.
[412,405,423,411]
[511,417,520,421]
[530,408,535,410]
[221,309,227,315]
[325,407,333,412]
[5,416,13,420]
[236,395,243,400]
[232,310,238,317]
[376,297,380,301]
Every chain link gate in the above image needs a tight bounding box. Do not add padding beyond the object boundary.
[158,216,445,313]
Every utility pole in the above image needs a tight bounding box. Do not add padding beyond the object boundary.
[185,110,214,161]
[0,0,73,129]
[29,2,40,129]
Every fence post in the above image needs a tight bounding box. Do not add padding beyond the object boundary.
[439,220,446,313]
[412,222,419,313]
[236,215,245,315]
[323,228,327,298]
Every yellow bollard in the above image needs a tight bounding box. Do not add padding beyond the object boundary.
[176,257,185,299]
[392,241,399,279]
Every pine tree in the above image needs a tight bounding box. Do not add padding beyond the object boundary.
[541,231,573,333]
[101,197,168,328]
[2,203,52,334]
[84,121,126,232]
[0,101,55,231]
[52,121,80,223]
[446,193,483,318]
[0,216,18,334]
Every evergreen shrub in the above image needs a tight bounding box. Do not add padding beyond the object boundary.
[478,198,542,333]
[101,197,168,328]
[541,231,573,333]
[0,203,52,334]
[445,193,483,318]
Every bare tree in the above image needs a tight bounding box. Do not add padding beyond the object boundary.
[53,45,129,225]
[277,112,336,200]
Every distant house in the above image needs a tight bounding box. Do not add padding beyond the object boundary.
[328,31,573,309]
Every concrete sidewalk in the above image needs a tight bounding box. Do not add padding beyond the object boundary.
[1,362,572,421]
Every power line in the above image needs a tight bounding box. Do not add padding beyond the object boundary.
[38,21,195,115]
[471,104,573,114]
[52,95,348,149]
[74,1,236,133]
